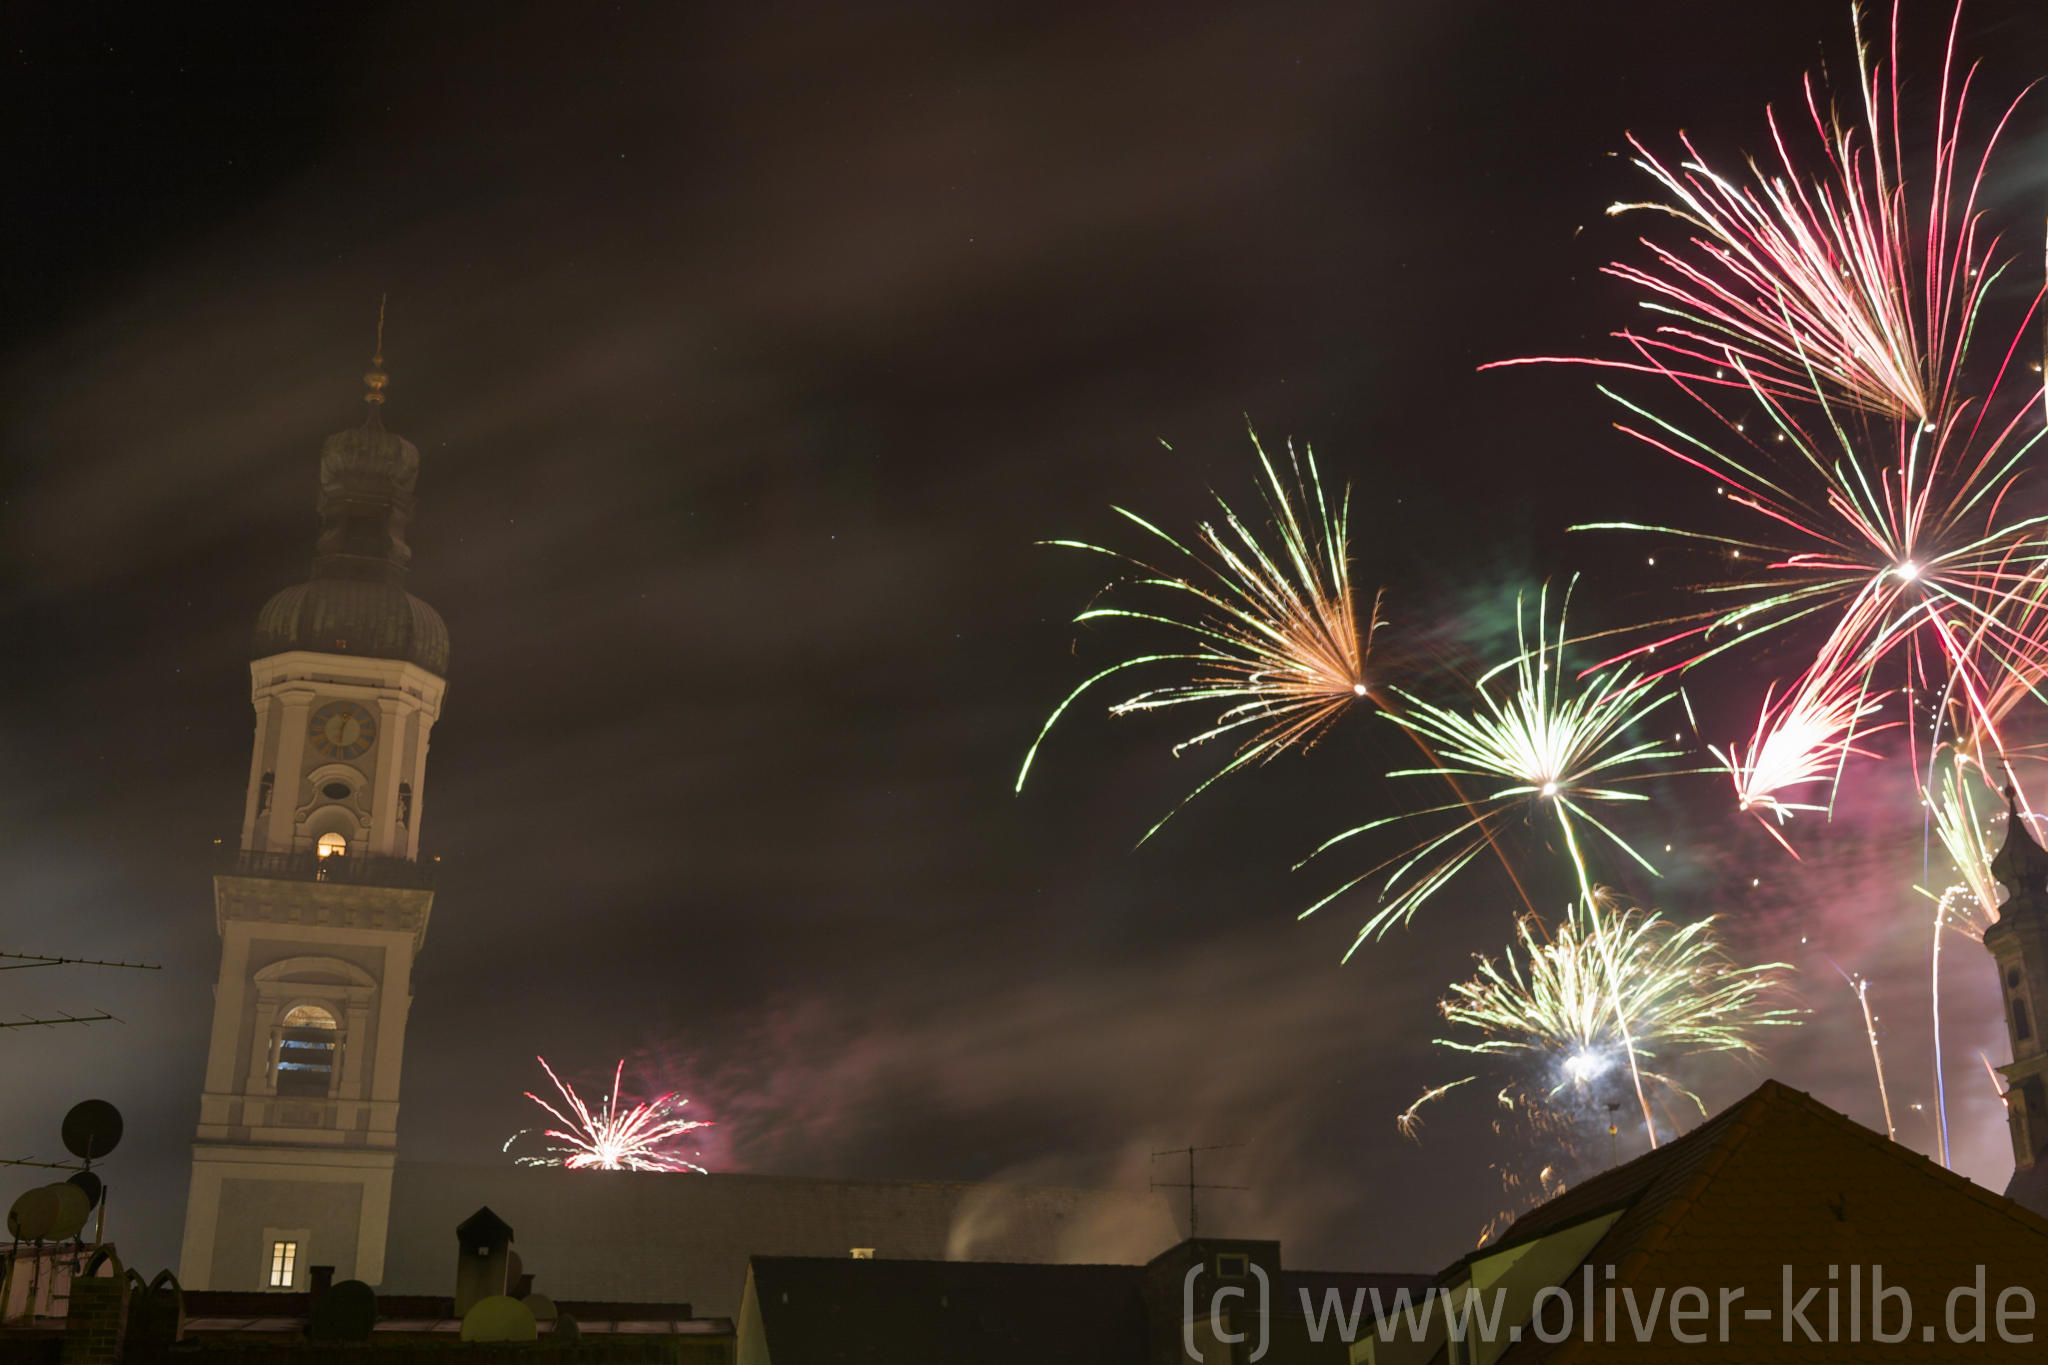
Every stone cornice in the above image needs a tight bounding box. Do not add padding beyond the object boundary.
[214,875,434,950]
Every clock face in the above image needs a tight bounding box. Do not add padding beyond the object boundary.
[307,701,378,760]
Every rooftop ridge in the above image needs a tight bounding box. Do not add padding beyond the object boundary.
[1766,1078,2048,1237]
[1605,1082,1772,1282]
[1487,1077,2048,1273]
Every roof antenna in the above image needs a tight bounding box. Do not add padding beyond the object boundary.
[1149,1144,1246,1239]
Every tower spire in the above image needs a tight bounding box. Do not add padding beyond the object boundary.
[363,294,390,416]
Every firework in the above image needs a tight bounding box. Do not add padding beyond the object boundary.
[1710,613,1892,852]
[1303,583,1680,1139]
[1487,2,2032,426]
[1939,550,2048,770]
[1424,892,1799,1117]
[1016,430,1377,840]
[1413,893,1797,1238]
[1568,363,2048,709]
[1306,582,1676,943]
[504,1056,710,1173]
[1490,2,2048,765]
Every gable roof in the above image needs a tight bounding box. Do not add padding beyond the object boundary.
[1473,1079,2048,1361]
[745,1256,1148,1364]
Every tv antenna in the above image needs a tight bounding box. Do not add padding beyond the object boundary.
[1151,1144,1246,1238]
[2,950,159,1030]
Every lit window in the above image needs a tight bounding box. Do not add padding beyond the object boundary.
[316,832,348,859]
[282,1005,337,1030]
[849,1247,874,1260]
[269,1240,298,1288]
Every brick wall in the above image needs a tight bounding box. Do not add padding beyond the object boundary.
[58,1275,128,1365]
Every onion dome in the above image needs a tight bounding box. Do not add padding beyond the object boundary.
[1991,784,2048,911]
[253,306,450,676]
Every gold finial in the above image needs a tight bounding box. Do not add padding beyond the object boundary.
[364,294,389,407]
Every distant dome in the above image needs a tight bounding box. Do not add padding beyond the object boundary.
[255,577,450,676]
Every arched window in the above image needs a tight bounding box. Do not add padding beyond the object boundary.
[315,831,348,859]
[277,1004,340,1097]
[2017,998,2033,1044]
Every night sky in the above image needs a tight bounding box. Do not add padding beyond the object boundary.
[7,1,2048,1280]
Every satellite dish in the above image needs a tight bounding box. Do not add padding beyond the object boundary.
[7,1186,61,1241]
[67,1170,103,1211]
[46,1182,91,1241]
[62,1100,122,1162]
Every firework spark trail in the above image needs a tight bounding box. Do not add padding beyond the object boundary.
[1712,609,1893,852]
[1921,760,2001,944]
[1305,583,1677,942]
[1486,2,2035,427]
[1304,582,1680,1142]
[1938,544,2048,770]
[1569,354,2048,708]
[1829,962,1896,1141]
[1397,1076,1474,1143]
[1984,1051,2010,1100]
[504,1056,710,1173]
[1016,430,1376,841]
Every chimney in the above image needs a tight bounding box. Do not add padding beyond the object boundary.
[454,1207,515,1316]
[308,1265,335,1313]
[59,1264,130,1365]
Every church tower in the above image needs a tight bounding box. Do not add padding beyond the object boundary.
[1985,785,2048,1216]
[179,328,450,1289]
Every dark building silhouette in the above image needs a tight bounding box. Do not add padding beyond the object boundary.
[1987,786,2048,1217]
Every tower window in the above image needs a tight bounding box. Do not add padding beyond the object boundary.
[321,781,352,801]
[257,772,274,816]
[398,782,412,828]
[277,1004,340,1097]
[2018,998,2034,1043]
[269,1240,298,1288]
[2011,968,2024,991]
[315,832,348,859]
